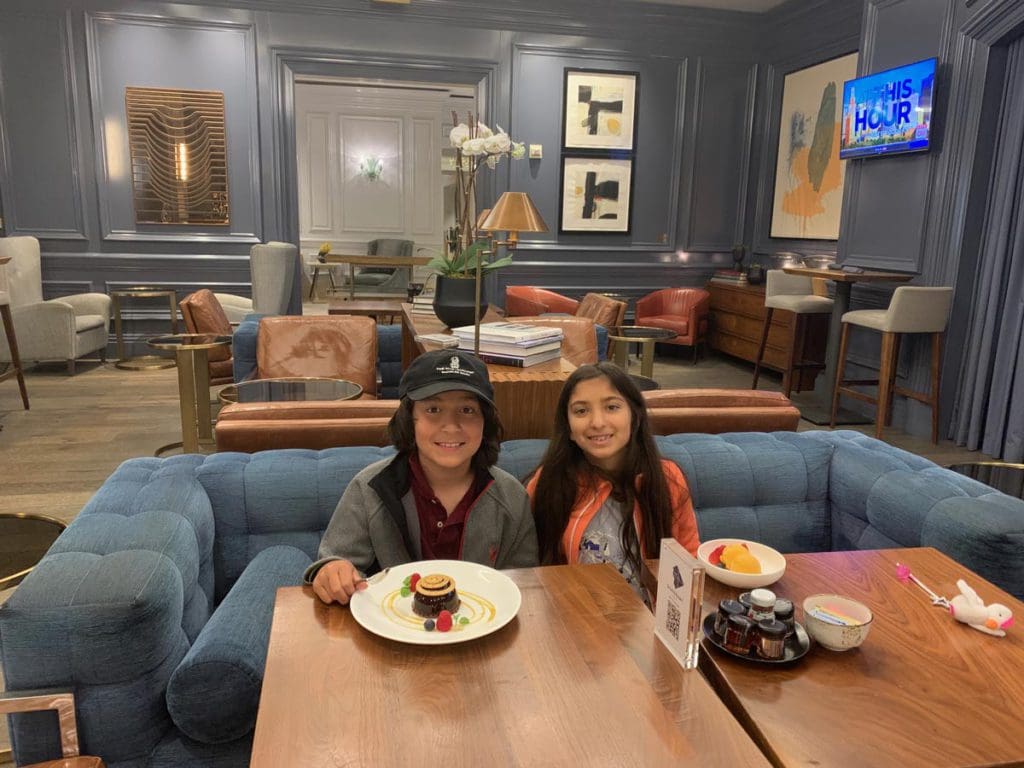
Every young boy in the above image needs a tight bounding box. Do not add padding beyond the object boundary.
[306,349,538,604]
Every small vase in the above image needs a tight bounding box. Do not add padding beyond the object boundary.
[746,265,765,285]
[433,276,487,329]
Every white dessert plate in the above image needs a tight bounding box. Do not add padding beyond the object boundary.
[349,559,522,645]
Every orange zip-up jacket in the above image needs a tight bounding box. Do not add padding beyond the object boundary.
[526,459,700,562]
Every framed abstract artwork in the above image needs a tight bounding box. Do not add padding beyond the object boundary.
[770,52,858,240]
[562,69,639,151]
[559,155,634,234]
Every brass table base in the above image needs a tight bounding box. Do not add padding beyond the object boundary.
[116,354,176,371]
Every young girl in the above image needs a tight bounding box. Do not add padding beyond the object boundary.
[527,362,699,602]
[307,349,539,604]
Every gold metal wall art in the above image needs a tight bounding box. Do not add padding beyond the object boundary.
[126,86,229,225]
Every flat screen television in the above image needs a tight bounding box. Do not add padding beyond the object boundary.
[839,57,937,159]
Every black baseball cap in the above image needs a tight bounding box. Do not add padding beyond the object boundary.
[399,349,495,405]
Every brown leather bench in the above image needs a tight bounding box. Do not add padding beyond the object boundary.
[215,388,800,452]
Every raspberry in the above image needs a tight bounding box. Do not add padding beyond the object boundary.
[436,610,453,632]
[409,573,421,592]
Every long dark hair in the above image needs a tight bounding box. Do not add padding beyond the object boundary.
[387,394,504,475]
[532,362,673,572]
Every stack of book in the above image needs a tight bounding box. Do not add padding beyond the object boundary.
[452,322,563,367]
[710,269,748,286]
[411,292,436,316]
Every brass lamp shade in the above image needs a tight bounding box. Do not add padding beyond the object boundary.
[480,192,548,234]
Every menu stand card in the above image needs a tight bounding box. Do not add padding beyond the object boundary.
[654,538,705,670]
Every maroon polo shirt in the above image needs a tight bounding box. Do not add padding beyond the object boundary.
[408,453,492,559]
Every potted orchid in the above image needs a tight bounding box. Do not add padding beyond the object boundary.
[428,112,527,328]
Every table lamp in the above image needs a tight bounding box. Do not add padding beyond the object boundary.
[474,192,548,354]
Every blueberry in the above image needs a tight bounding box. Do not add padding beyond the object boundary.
[424,619,435,631]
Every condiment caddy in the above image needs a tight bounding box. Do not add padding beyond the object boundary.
[702,588,811,664]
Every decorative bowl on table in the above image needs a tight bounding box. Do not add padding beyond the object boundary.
[697,538,787,589]
[802,594,873,651]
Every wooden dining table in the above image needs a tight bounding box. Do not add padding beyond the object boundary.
[251,564,771,768]
[782,266,913,424]
[698,547,1024,768]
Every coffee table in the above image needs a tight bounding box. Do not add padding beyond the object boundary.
[235,376,362,403]
[251,564,770,767]
[327,298,405,323]
[0,513,66,590]
[608,326,676,379]
[698,547,1024,767]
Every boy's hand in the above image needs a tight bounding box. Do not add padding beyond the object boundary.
[312,559,368,605]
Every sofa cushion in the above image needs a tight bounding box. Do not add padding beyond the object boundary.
[74,314,106,332]
[166,545,311,744]
[655,432,833,554]
[196,448,397,599]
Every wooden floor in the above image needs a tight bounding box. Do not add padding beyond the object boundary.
[0,336,992,763]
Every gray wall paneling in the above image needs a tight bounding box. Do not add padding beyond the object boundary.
[0,9,87,239]
[85,11,261,244]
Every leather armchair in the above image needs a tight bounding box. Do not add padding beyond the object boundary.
[635,288,710,364]
[643,388,799,434]
[215,399,399,451]
[179,290,235,385]
[255,315,378,397]
[507,316,598,366]
[505,286,580,316]
[0,236,110,374]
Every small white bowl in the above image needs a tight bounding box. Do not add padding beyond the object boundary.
[802,594,873,651]
[697,538,787,589]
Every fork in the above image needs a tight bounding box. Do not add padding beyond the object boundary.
[355,567,391,588]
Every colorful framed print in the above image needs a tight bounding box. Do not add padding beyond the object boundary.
[770,52,858,240]
[559,155,634,234]
[562,69,639,151]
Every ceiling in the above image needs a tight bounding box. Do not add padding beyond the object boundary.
[634,0,789,11]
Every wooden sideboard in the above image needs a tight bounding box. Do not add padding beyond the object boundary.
[706,280,826,390]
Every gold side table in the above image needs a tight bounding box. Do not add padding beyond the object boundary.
[607,326,677,379]
[148,333,232,456]
[111,286,180,370]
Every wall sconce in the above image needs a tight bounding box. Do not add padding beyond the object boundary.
[359,155,384,181]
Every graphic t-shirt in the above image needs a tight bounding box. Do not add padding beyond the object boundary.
[578,497,648,605]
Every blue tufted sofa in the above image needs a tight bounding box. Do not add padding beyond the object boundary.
[3,431,1023,767]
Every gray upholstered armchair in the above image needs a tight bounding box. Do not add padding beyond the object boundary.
[350,238,414,295]
[250,241,298,315]
[0,236,111,374]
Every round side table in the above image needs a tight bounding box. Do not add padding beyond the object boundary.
[111,286,180,370]
[148,333,232,455]
[607,326,677,379]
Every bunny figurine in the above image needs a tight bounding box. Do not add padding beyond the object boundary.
[949,579,1015,637]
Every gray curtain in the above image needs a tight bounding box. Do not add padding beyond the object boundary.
[953,37,1024,459]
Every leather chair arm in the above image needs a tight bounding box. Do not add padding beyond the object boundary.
[643,388,795,409]
[635,292,659,318]
[647,406,800,435]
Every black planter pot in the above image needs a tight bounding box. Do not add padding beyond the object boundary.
[746,265,765,285]
[433,276,488,329]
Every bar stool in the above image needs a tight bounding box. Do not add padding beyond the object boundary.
[752,270,833,397]
[830,286,952,443]
[0,282,30,411]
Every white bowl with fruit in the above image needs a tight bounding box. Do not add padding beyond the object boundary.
[697,538,787,589]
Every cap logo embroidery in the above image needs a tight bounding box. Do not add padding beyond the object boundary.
[434,354,474,378]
